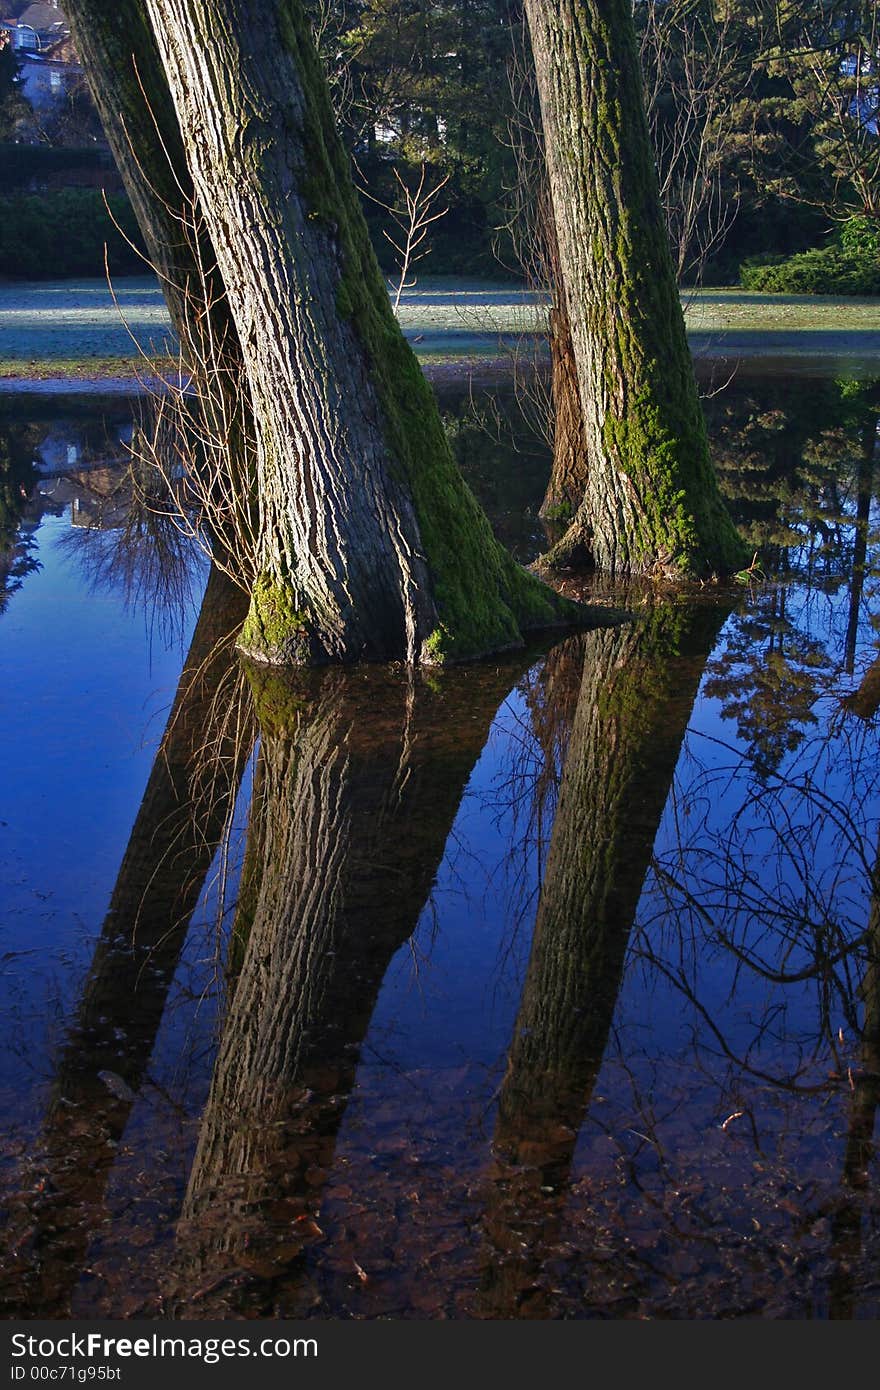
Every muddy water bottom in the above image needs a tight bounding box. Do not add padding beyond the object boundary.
[53,1065,876,1321]
[1,372,880,1319]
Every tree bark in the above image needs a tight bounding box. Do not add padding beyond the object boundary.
[524,0,744,578]
[141,0,581,666]
[64,0,255,484]
[541,297,587,521]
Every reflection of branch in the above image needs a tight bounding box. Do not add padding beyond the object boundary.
[639,688,880,1096]
[829,826,880,1318]
[482,635,587,927]
[57,460,198,649]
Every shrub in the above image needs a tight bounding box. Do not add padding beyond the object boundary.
[0,142,116,193]
[739,223,880,296]
[0,189,145,279]
[839,215,880,258]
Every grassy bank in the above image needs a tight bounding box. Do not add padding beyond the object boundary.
[1,280,879,384]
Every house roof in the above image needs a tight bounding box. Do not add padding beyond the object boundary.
[17,3,67,34]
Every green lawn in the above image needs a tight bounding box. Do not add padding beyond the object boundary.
[682,288,880,333]
[0,277,878,380]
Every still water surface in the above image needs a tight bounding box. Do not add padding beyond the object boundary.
[0,373,879,1318]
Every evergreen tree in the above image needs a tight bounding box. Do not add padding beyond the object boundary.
[0,30,29,139]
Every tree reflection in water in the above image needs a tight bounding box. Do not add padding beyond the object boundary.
[0,423,40,614]
[1,373,879,1318]
[167,655,536,1317]
[476,601,730,1316]
[0,566,252,1317]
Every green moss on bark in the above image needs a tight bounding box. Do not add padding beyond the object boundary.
[527,0,746,580]
[600,381,746,577]
[241,661,314,739]
[255,1,588,664]
[238,574,314,666]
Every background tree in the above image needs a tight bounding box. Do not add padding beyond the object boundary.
[771,0,880,221]
[309,0,521,274]
[523,0,744,577]
[637,0,748,284]
[0,28,29,139]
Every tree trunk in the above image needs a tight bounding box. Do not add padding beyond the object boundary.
[142,0,581,666]
[169,656,529,1314]
[64,0,254,480]
[541,297,587,521]
[524,0,744,578]
[539,193,587,527]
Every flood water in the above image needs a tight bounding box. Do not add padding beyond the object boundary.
[1,370,879,1319]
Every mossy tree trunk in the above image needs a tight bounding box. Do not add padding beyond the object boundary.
[524,0,744,578]
[170,658,529,1314]
[141,0,580,666]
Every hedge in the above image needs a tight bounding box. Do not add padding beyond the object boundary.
[0,188,145,279]
[740,242,880,296]
[0,141,116,192]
